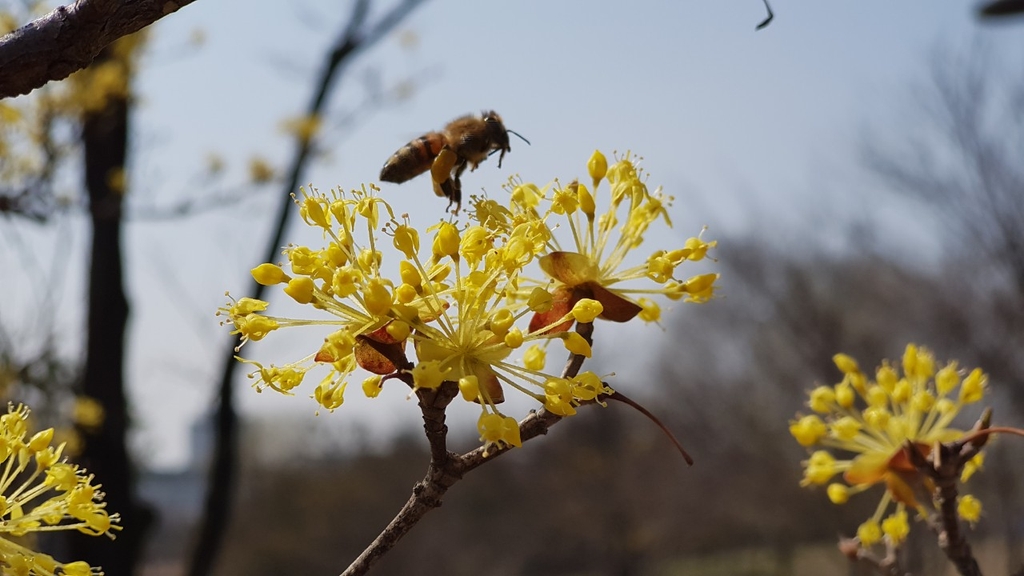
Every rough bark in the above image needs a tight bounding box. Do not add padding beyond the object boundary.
[0,0,196,99]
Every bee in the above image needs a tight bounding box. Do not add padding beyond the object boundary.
[379,110,528,211]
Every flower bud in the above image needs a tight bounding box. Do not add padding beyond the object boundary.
[577,182,596,219]
[833,353,859,375]
[459,376,480,402]
[393,225,420,259]
[362,375,383,398]
[527,287,554,313]
[434,222,461,259]
[504,327,524,349]
[251,263,289,286]
[562,332,592,357]
[588,150,608,185]
[284,277,315,304]
[570,298,603,323]
[827,483,849,505]
[301,196,330,229]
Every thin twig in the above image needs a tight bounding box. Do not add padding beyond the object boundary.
[756,0,774,30]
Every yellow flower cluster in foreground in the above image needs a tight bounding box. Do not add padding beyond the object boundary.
[790,344,987,547]
[0,404,119,576]
[220,151,718,449]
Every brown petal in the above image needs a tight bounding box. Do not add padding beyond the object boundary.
[354,336,406,375]
[528,286,586,334]
[314,348,336,363]
[588,283,643,323]
[888,442,929,474]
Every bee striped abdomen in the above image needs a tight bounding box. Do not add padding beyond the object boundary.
[379,132,446,183]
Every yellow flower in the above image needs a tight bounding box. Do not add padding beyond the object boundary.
[800,450,837,486]
[792,345,991,547]
[961,453,984,483]
[220,185,409,412]
[0,404,119,575]
[73,397,105,430]
[857,520,882,546]
[248,156,275,184]
[789,415,827,447]
[471,152,717,333]
[827,483,849,504]
[280,113,322,144]
[478,413,522,455]
[882,509,910,544]
[958,494,982,525]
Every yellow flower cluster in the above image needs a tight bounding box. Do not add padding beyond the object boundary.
[470,150,718,329]
[790,344,988,547]
[0,404,119,576]
[221,152,716,449]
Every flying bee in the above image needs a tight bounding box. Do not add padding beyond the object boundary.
[379,110,528,212]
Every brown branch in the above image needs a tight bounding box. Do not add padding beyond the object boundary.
[340,322,595,576]
[0,0,198,99]
[902,411,993,576]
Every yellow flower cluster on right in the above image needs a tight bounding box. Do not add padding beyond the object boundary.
[0,404,120,575]
[790,344,988,547]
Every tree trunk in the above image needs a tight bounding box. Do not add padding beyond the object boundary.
[71,44,152,575]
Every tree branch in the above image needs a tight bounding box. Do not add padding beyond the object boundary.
[903,410,993,576]
[0,0,198,99]
[340,322,595,576]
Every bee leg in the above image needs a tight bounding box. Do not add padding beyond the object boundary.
[452,157,469,183]
[445,177,462,214]
[439,159,467,213]
[438,177,458,212]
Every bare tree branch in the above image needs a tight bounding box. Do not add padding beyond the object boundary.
[0,0,197,99]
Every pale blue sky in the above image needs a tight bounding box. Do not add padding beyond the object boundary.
[3,1,1022,469]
